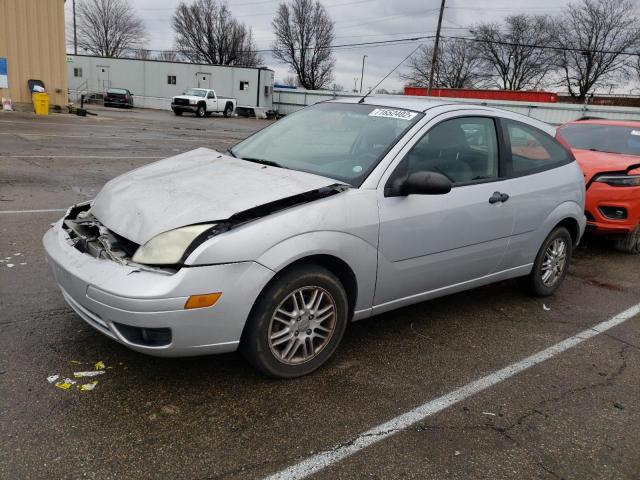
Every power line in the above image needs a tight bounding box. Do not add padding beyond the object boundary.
[115,35,435,56]
[444,34,640,57]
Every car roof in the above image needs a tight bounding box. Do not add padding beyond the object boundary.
[329,95,452,112]
[328,95,555,134]
[564,119,640,128]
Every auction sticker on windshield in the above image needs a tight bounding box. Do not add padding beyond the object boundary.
[369,108,418,121]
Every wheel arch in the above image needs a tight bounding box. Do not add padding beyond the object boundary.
[555,217,580,247]
[254,254,359,320]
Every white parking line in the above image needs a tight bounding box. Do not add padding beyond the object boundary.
[263,302,640,480]
[0,132,216,143]
[1,155,163,159]
[0,209,67,214]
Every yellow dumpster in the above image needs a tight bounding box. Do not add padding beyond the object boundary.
[33,93,49,115]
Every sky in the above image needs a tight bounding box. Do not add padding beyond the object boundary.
[65,0,581,93]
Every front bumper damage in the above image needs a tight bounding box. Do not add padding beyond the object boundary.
[43,206,274,357]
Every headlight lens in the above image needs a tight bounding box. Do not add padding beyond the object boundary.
[132,224,215,265]
[593,174,640,187]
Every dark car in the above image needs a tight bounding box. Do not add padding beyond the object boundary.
[104,88,133,108]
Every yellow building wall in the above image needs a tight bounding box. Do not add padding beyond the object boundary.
[0,0,68,108]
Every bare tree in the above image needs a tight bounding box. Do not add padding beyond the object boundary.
[555,0,640,100]
[76,0,147,57]
[156,51,181,62]
[272,0,335,90]
[172,0,262,66]
[400,39,484,88]
[132,49,152,60]
[472,14,558,90]
[282,75,299,87]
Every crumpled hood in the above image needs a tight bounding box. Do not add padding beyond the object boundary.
[91,148,344,245]
[572,148,640,183]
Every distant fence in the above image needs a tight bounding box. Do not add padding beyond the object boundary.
[273,88,640,124]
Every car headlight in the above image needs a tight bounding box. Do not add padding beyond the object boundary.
[132,224,216,265]
[190,100,197,105]
[593,174,640,187]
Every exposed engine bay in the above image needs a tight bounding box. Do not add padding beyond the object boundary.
[62,203,139,263]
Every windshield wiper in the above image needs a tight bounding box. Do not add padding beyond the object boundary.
[240,157,286,169]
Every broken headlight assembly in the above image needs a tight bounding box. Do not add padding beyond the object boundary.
[132,224,217,265]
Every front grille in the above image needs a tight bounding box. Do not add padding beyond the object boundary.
[173,98,189,106]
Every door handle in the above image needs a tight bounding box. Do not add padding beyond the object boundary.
[489,192,510,204]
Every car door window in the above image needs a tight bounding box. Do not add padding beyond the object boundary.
[398,117,500,184]
[503,119,570,177]
[207,92,215,99]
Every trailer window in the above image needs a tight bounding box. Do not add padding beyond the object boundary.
[239,81,249,91]
[167,75,176,85]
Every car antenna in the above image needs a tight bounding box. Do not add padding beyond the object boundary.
[358,43,425,104]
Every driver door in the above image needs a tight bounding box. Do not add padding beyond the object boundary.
[374,114,515,309]
[206,90,217,111]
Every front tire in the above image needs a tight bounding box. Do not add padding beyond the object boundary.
[173,109,183,116]
[521,226,573,297]
[196,104,206,118]
[613,226,640,254]
[240,265,349,378]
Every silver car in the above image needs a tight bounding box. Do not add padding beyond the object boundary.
[43,98,586,378]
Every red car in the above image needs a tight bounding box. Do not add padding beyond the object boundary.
[557,119,640,254]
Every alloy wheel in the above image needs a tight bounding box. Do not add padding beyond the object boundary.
[268,286,337,365]
[541,238,567,287]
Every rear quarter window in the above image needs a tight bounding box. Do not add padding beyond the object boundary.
[503,119,572,177]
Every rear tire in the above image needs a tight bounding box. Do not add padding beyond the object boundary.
[520,226,573,297]
[613,227,640,254]
[240,265,349,378]
[223,104,233,117]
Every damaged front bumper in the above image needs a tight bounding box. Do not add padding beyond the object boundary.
[43,213,274,357]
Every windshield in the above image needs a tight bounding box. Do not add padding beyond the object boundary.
[231,102,423,186]
[559,123,640,156]
[183,88,207,97]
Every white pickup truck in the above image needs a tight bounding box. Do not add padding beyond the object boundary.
[171,88,236,118]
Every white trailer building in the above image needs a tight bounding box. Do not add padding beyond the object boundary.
[67,55,274,110]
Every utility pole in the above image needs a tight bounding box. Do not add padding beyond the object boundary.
[359,55,368,93]
[73,0,78,55]
[427,0,446,96]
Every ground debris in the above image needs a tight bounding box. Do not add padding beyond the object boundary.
[48,360,110,392]
[73,370,105,378]
[79,381,98,392]
[54,378,76,390]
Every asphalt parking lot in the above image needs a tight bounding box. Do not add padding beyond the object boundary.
[1,106,639,480]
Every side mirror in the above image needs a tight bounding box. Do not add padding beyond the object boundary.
[385,171,452,197]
